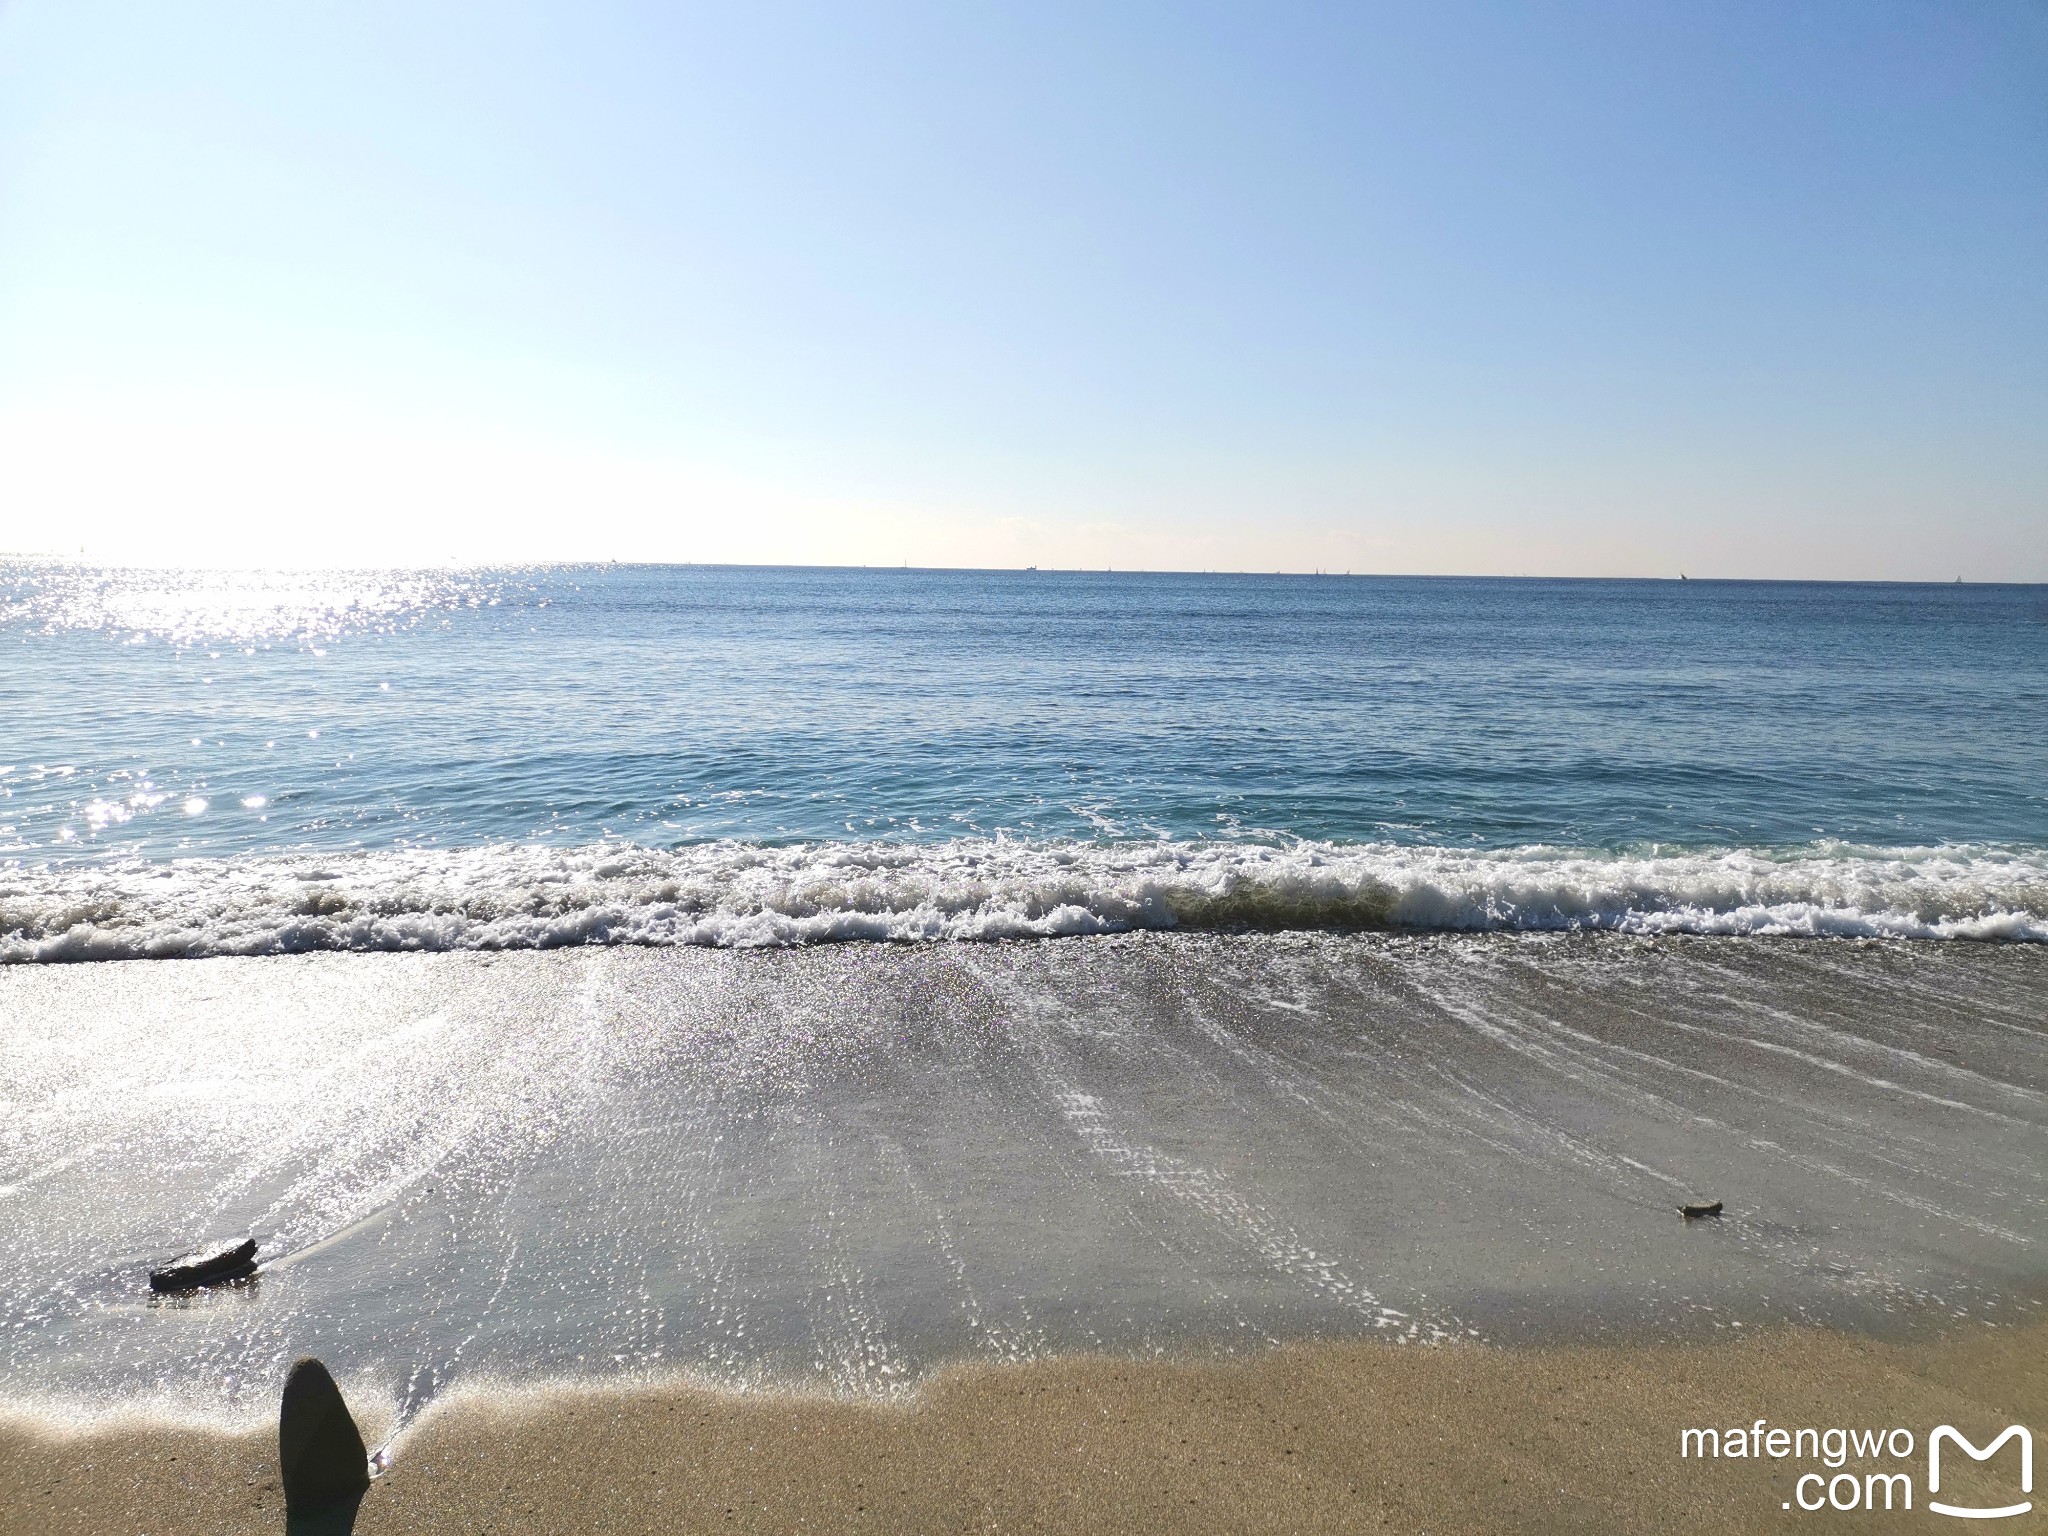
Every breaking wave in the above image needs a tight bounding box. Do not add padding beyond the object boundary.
[4,839,2046,962]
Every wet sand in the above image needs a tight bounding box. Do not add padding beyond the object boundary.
[3,932,2044,1531]
[5,1318,2041,1534]
[5,933,2045,1424]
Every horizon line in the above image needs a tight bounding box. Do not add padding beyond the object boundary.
[0,553,2027,587]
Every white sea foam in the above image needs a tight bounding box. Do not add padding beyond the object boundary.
[4,839,2045,962]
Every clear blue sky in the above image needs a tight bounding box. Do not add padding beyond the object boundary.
[1,0,2042,576]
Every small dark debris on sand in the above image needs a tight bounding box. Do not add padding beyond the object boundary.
[149,1237,258,1293]
[1680,1200,1724,1220]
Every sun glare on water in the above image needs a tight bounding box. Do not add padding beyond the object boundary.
[0,563,513,648]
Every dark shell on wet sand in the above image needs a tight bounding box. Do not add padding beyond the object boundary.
[149,1237,258,1292]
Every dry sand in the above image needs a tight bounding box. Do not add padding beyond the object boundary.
[4,1320,2041,1535]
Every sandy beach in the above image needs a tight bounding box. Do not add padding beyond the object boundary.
[6,1317,2041,1534]
[3,932,2044,1532]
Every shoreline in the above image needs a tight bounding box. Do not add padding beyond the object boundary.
[3,932,2043,1417]
[5,1317,2042,1534]
[4,930,2042,1530]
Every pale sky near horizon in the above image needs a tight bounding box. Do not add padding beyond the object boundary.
[1,1,2043,578]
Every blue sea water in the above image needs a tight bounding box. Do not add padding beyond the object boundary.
[3,562,2045,956]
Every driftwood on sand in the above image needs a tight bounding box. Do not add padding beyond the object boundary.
[148,1237,258,1293]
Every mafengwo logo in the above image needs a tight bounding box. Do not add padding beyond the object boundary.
[1929,1427,2033,1521]
[1679,1420,2032,1517]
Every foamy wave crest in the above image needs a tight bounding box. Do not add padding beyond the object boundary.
[3,840,2045,961]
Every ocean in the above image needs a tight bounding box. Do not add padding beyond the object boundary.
[2,564,2044,1432]
[4,563,2046,955]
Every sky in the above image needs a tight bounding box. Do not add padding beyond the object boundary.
[0,0,2043,577]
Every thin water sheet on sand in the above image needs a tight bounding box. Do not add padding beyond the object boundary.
[1,931,2041,1436]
